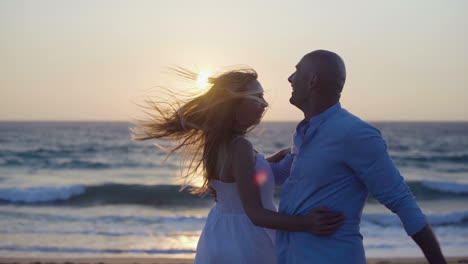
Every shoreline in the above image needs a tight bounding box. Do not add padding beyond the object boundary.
[0,257,466,264]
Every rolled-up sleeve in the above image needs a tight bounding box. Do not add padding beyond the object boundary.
[269,153,294,186]
[345,124,427,236]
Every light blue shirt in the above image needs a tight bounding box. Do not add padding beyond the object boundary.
[269,103,427,264]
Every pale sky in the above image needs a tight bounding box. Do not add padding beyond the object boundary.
[1,0,467,121]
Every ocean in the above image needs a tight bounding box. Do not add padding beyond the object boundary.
[0,121,467,259]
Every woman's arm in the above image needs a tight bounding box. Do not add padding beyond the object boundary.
[266,148,291,163]
[232,138,344,234]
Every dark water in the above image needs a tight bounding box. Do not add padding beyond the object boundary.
[0,121,467,258]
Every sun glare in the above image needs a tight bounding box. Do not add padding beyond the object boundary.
[196,71,211,90]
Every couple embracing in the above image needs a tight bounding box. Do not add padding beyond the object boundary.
[133,50,446,264]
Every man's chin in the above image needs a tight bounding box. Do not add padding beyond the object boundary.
[289,96,298,106]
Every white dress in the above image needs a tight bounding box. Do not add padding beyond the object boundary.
[194,153,277,264]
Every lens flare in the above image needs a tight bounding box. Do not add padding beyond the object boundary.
[254,171,267,185]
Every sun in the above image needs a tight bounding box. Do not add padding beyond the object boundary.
[196,71,211,90]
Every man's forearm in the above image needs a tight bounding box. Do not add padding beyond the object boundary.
[269,153,293,185]
[411,224,446,264]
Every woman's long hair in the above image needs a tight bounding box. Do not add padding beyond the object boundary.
[131,67,264,194]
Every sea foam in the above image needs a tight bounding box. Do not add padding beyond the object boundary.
[0,185,85,203]
[421,180,468,194]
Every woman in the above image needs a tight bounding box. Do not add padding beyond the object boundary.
[132,68,344,263]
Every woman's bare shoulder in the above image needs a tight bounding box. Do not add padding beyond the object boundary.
[230,137,255,158]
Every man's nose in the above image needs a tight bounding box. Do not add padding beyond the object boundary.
[288,73,294,83]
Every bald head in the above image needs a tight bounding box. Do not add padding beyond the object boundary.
[303,50,346,93]
[288,50,347,114]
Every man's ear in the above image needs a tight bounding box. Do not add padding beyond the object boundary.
[309,74,318,90]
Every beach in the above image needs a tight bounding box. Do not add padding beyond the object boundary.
[0,257,467,264]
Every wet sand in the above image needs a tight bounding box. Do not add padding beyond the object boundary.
[0,257,466,264]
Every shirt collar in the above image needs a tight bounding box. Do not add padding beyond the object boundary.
[295,102,342,138]
[308,102,342,125]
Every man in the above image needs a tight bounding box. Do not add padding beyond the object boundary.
[270,50,446,263]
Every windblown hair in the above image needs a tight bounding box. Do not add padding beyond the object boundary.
[131,67,262,194]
